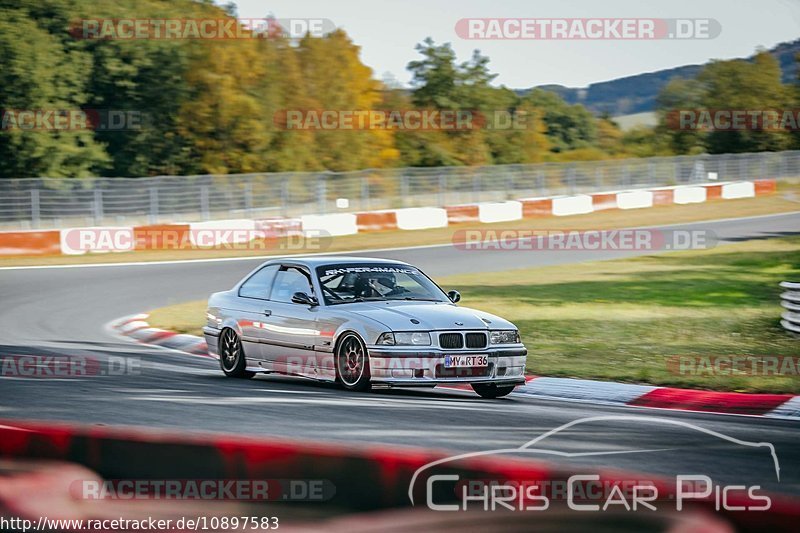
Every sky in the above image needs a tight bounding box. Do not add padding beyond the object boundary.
[230,0,800,89]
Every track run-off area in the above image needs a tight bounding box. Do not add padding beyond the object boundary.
[1,211,799,496]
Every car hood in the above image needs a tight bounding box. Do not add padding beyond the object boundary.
[344,301,516,331]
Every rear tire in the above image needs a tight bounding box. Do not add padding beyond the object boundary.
[472,383,514,399]
[336,333,371,392]
[219,328,255,379]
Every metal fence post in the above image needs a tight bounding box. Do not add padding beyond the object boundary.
[537,169,545,195]
[281,180,289,216]
[400,175,409,207]
[200,185,210,221]
[438,174,445,206]
[244,182,253,216]
[93,189,103,225]
[781,152,788,179]
[148,187,158,224]
[31,189,40,229]
[317,175,327,214]
[568,167,576,194]
[361,176,369,211]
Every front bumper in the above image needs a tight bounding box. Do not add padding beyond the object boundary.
[367,346,527,386]
[203,326,220,356]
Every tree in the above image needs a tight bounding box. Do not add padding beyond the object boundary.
[0,6,108,178]
[656,77,707,155]
[523,89,597,152]
[296,30,395,171]
[698,52,792,153]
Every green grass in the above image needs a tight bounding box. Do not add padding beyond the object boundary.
[148,236,800,393]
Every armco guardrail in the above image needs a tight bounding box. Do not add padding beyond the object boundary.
[780,281,800,335]
[1,150,798,229]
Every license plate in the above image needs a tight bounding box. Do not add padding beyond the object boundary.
[444,355,488,368]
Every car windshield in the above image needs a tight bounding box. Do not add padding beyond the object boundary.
[316,263,447,305]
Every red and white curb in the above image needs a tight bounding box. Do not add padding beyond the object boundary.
[516,377,799,419]
[110,313,799,419]
[110,313,211,358]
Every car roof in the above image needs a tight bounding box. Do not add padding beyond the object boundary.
[262,256,413,268]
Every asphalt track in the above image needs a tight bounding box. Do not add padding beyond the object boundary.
[0,212,798,498]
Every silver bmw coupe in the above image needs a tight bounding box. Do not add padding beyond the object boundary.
[203,257,527,398]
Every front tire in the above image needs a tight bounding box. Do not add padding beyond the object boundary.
[336,333,371,392]
[472,383,514,399]
[219,328,255,379]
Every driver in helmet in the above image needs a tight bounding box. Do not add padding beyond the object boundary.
[354,271,408,298]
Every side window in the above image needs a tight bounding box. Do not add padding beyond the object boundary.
[238,265,279,300]
[271,267,313,303]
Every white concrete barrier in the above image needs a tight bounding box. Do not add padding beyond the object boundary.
[189,219,257,246]
[395,207,449,230]
[616,190,654,210]
[300,213,358,236]
[477,201,523,223]
[722,181,756,199]
[673,186,707,204]
[552,195,593,216]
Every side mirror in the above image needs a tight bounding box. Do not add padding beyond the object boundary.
[292,292,319,306]
[447,290,461,303]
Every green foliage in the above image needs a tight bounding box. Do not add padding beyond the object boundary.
[657,52,798,155]
[0,2,796,178]
[0,3,108,178]
[523,88,598,152]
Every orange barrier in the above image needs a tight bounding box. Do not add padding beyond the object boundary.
[652,189,674,206]
[355,211,398,232]
[521,198,553,218]
[0,230,61,256]
[445,205,480,224]
[133,224,191,250]
[591,193,617,211]
[754,178,777,195]
[704,184,723,200]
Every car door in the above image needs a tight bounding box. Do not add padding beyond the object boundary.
[233,264,279,361]
[261,264,321,376]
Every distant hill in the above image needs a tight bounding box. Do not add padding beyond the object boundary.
[521,39,799,116]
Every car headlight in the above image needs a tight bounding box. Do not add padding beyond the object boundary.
[490,330,520,344]
[376,332,431,346]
